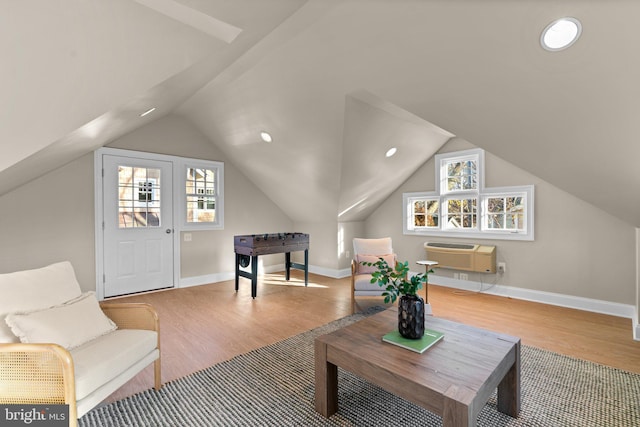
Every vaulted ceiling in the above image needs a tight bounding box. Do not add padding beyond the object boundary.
[2,0,639,227]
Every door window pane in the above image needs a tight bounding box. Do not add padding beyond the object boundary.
[118,166,162,228]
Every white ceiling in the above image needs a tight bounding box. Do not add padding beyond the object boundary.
[2,0,639,227]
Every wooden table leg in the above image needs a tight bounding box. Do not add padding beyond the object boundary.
[424,280,429,304]
[497,340,521,417]
[314,339,338,417]
[442,385,474,427]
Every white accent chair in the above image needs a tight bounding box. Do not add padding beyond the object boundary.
[0,261,161,426]
[350,237,397,312]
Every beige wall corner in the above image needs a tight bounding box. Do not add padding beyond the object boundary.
[292,221,339,271]
[338,221,365,271]
[636,228,640,340]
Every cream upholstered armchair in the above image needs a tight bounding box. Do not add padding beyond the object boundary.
[350,237,397,312]
[0,262,161,426]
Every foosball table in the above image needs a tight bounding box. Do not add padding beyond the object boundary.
[234,232,309,298]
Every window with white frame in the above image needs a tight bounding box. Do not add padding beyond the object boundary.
[441,154,479,194]
[183,160,224,230]
[482,192,527,232]
[403,148,534,241]
[406,195,440,229]
[444,197,477,230]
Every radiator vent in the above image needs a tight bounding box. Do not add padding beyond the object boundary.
[424,242,496,273]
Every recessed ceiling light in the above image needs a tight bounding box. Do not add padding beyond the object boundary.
[140,107,156,117]
[385,147,397,158]
[260,131,272,143]
[541,17,582,51]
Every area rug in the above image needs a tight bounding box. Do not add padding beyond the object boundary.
[79,309,640,427]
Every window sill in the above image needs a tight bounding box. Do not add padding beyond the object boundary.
[403,228,534,241]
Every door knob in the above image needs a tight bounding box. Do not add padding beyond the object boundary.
[166,229,172,234]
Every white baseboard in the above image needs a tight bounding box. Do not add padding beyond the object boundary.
[304,264,335,278]
[338,269,352,279]
[426,273,637,322]
[179,264,350,287]
[179,263,287,288]
[179,272,234,288]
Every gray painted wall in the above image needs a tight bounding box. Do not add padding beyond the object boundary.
[637,228,640,327]
[0,152,96,288]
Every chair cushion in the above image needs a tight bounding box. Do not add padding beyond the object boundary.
[355,254,396,274]
[353,237,393,256]
[5,292,117,349]
[353,274,385,293]
[0,261,82,343]
[71,329,158,400]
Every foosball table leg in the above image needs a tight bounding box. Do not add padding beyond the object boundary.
[235,253,240,292]
[251,255,258,299]
[304,249,309,286]
[285,252,291,281]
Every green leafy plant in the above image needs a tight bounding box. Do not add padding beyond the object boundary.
[361,258,433,304]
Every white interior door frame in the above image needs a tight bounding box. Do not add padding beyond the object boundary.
[94,147,181,300]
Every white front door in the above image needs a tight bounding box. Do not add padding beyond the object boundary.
[102,154,174,297]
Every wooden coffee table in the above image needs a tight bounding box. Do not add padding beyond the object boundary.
[314,308,520,426]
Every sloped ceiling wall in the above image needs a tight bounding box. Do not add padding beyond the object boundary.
[337,91,453,222]
[0,0,306,195]
[179,0,640,226]
[2,0,639,227]
[0,0,218,172]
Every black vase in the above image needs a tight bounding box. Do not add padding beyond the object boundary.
[397,295,425,339]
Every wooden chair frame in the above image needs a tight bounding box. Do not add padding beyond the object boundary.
[0,302,160,426]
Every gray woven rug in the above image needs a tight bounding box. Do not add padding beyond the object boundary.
[79,309,640,426]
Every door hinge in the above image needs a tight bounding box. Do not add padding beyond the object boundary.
[102,168,104,177]
[103,274,105,283]
[102,221,105,230]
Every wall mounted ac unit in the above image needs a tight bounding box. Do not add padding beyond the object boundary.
[424,242,496,273]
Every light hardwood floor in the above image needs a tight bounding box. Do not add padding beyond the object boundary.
[105,271,640,402]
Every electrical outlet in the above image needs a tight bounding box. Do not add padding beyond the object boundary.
[345,250,350,259]
[498,262,506,273]
[459,273,468,281]
[184,233,192,242]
